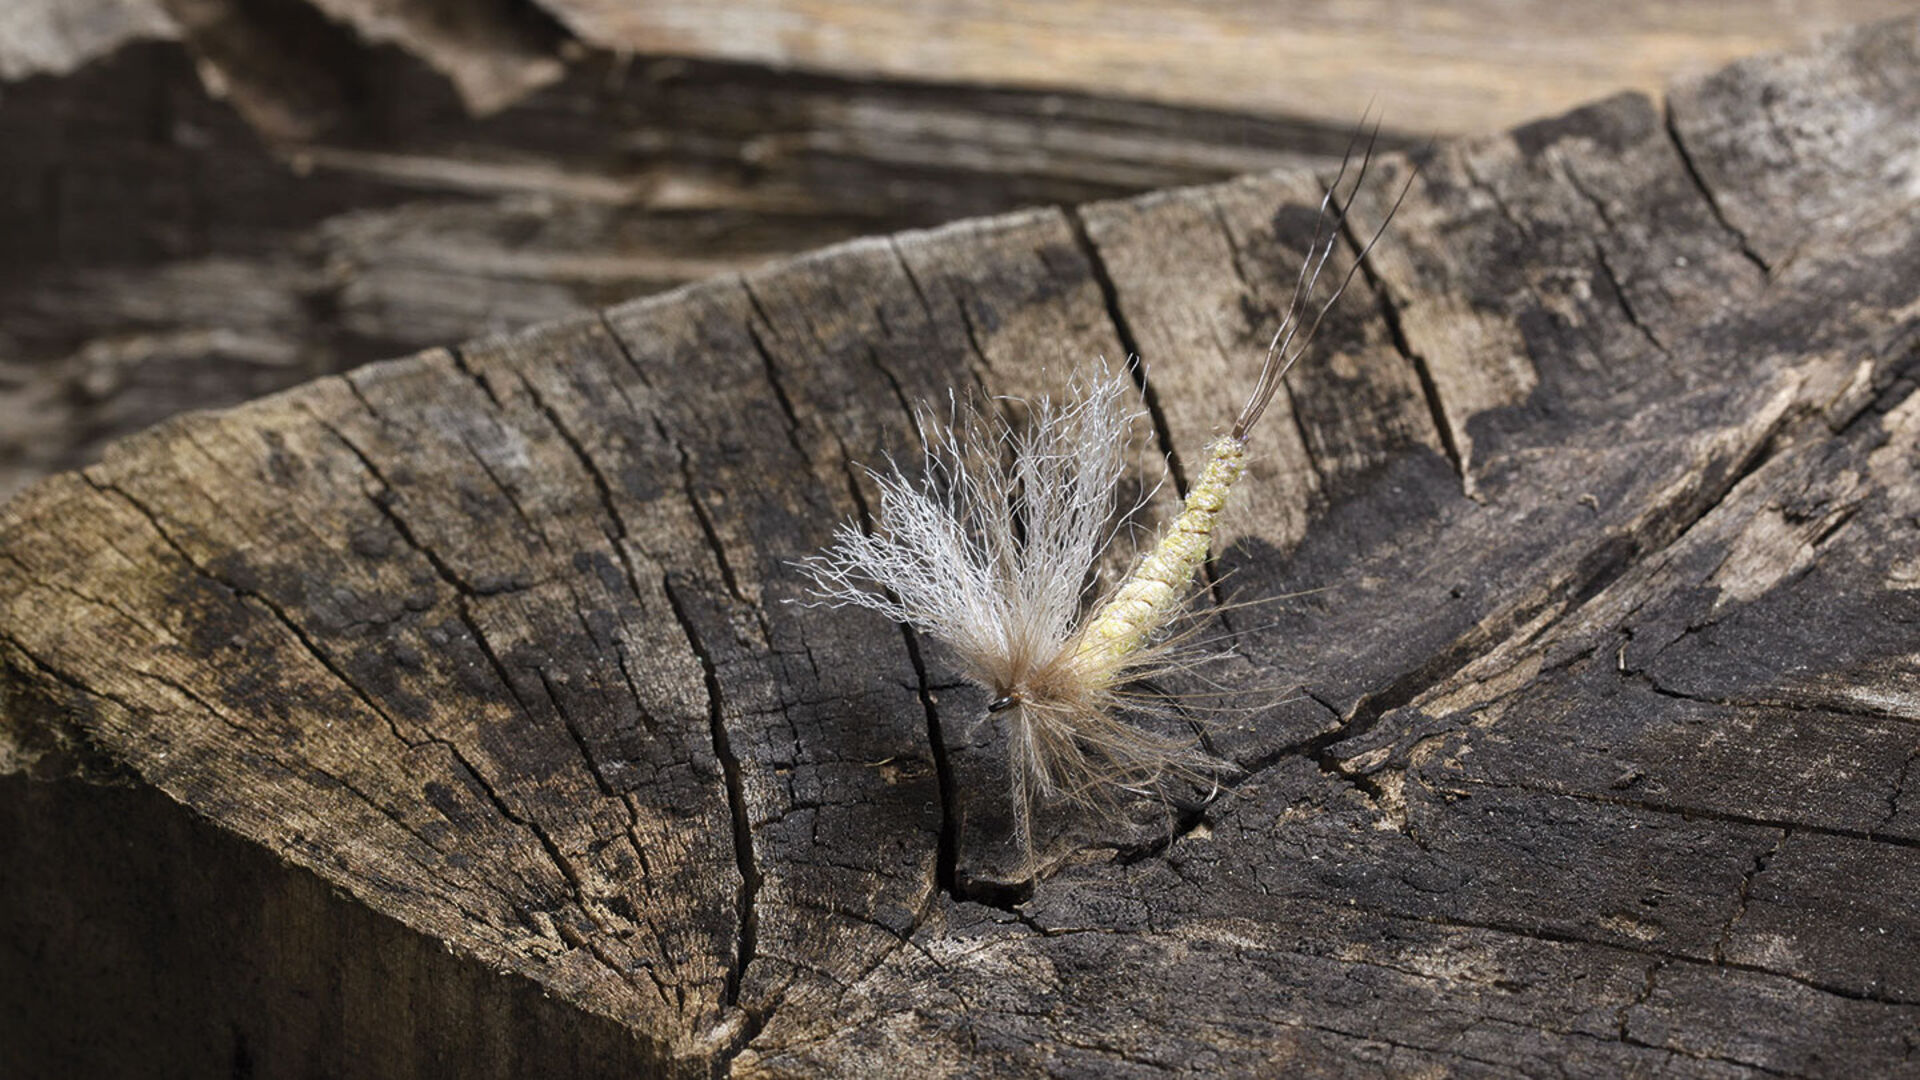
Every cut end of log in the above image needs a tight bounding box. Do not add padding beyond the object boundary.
[6,15,1920,1077]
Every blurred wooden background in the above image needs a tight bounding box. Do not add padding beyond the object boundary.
[1,0,1908,502]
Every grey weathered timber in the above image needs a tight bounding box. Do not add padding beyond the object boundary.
[5,18,1920,1078]
[542,0,1917,136]
[6,0,1901,508]
[0,7,1364,506]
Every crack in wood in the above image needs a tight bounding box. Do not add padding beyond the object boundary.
[738,281,817,469]
[1063,205,1188,497]
[1617,960,1664,1042]
[1663,101,1773,278]
[658,420,751,608]
[1590,240,1672,357]
[1633,666,1920,731]
[1445,774,1920,855]
[1714,829,1790,965]
[1880,749,1918,837]
[885,236,994,402]
[1363,906,1915,1007]
[1341,195,1468,486]
[659,573,767,1068]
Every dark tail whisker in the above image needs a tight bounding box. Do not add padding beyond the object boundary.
[1266,154,1421,406]
[1265,118,1382,380]
[1258,112,1375,387]
[1231,119,1419,440]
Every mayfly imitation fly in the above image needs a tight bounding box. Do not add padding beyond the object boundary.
[800,126,1415,865]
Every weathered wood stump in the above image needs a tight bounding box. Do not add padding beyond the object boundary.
[5,19,1920,1078]
[0,0,1368,504]
[4,0,1901,505]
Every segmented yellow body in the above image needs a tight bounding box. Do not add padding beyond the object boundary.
[1076,435,1247,677]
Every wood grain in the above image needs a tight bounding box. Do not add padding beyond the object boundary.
[545,0,1918,136]
[0,21,1357,505]
[3,0,1904,506]
[5,16,1920,1078]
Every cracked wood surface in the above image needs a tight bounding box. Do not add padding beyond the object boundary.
[0,3,1370,507]
[5,19,1920,1079]
[4,0,1902,508]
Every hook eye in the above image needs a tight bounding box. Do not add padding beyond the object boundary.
[987,695,1019,713]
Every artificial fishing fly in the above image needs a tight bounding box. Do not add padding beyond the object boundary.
[799,124,1415,866]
